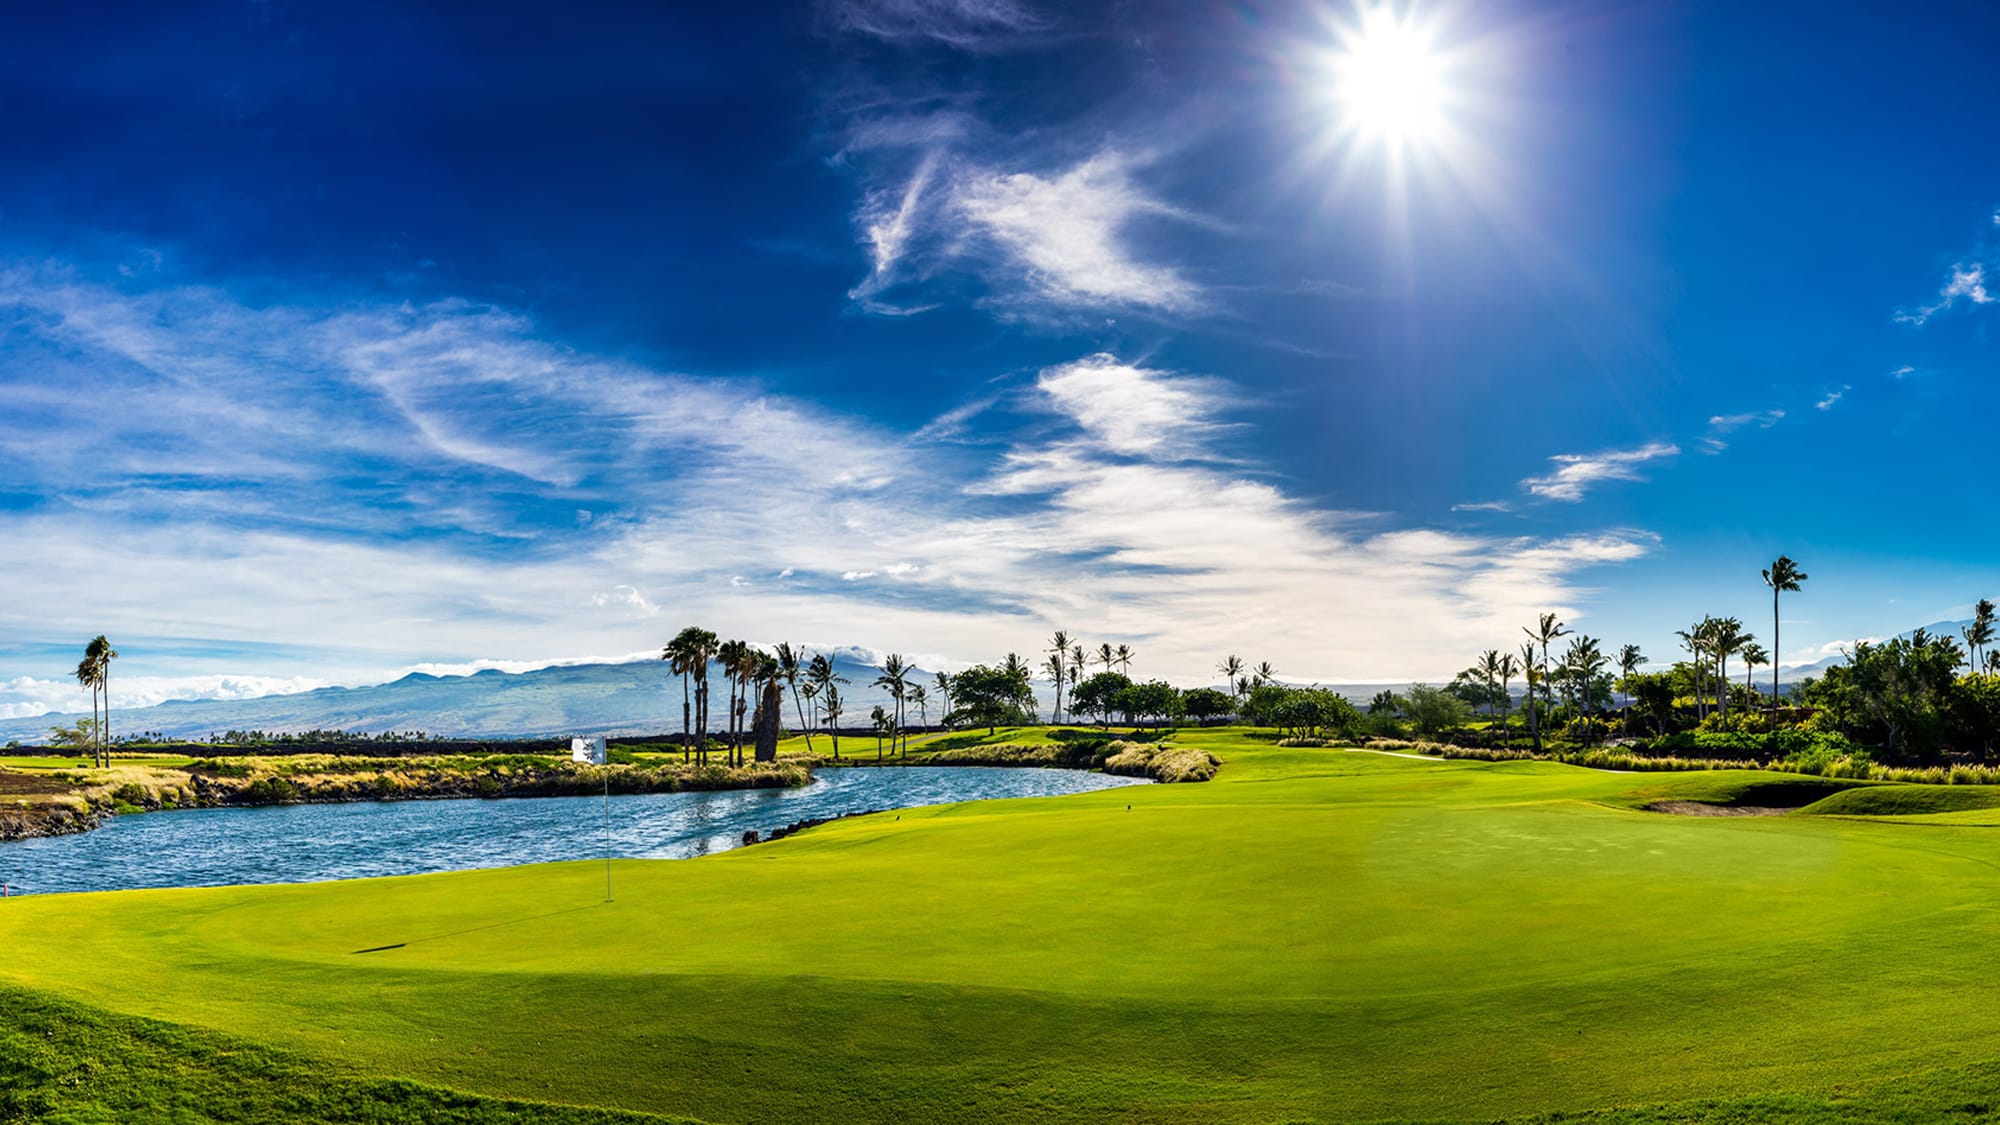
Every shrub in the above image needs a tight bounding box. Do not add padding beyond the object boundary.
[241,777,300,804]
[110,782,150,807]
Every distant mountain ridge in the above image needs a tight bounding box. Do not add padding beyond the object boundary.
[0,653,1424,743]
[0,654,911,743]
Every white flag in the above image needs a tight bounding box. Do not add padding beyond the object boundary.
[570,735,607,764]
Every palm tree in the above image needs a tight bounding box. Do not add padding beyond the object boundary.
[1706,617,1749,721]
[1048,632,1071,723]
[716,639,747,766]
[1616,644,1645,712]
[934,670,952,729]
[1042,653,1066,723]
[1497,651,1520,736]
[85,635,116,767]
[1517,642,1543,750]
[664,627,707,760]
[1114,644,1134,676]
[1253,661,1277,686]
[1741,642,1769,697]
[910,683,930,735]
[775,643,816,754]
[684,628,719,765]
[822,685,845,760]
[74,654,99,766]
[870,705,889,760]
[1565,635,1608,717]
[806,652,849,758]
[1476,650,1504,718]
[1219,655,1246,701]
[1965,599,1997,676]
[1761,556,1807,713]
[1523,614,1568,750]
[1676,620,1710,721]
[874,654,909,756]
[1097,643,1116,675]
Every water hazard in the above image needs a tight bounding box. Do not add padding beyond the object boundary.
[0,765,1146,895]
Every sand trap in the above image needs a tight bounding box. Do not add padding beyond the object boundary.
[1645,800,1788,817]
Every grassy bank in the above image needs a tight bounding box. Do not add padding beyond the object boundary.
[0,750,808,841]
[9,730,2000,1121]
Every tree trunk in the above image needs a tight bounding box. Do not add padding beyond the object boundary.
[753,680,781,762]
[1772,588,1781,716]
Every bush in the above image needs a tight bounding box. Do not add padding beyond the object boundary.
[241,777,300,804]
[110,782,150,807]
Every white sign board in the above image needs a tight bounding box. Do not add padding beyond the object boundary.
[570,735,607,765]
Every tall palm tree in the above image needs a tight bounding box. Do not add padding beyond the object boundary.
[874,654,909,756]
[1517,641,1542,751]
[910,683,930,735]
[1042,653,1066,723]
[1761,556,1807,713]
[1497,651,1519,736]
[1097,643,1115,675]
[870,705,889,760]
[1047,632,1071,724]
[775,643,816,754]
[1114,644,1134,676]
[74,654,99,765]
[1253,661,1277,686]
[1965,599,1997,676]
[85,635,116,767]
[684,628,719,765]
[1616,644,1645,712]
[664,627,706,760]
[1219,655,1246,700]
[934,669,952,729]
[1477,649,1504,717]
[822,685,845,760]
[1676,620,1710,721]
[1706,617,1749,721]
[1565,635,1608,717]
[1523,614,1568,748]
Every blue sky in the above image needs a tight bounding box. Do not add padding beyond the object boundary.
[2,0,1998,718]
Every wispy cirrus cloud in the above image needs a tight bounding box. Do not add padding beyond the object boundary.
[825,0,1048,50]
[842,144,1204,318]
[1897,263,1993,326]
[1700,408,1785,453]
[1520,442,1680,502]
[1816,385,1850,411]
[0,259,1655,705]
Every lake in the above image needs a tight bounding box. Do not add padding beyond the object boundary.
[0,765,1146,895]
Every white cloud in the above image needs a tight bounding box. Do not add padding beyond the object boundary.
[0,264,1655,689]
[842,146,1201,318]
[1700,409,1785,454]
[1036,353,1223,455]
[1520,442,1679,502]
[1451,501,1512,513]
[0,673,337,721]
[1815,385,1850,411]
[957,151,1200,312]
[1891,364,1916,379]
[826,0,1047,49]
[1897,263,1993,326]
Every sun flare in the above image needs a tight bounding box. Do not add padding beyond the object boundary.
[1333,8,1448,146]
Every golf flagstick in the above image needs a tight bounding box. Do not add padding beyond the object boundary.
[571,736,611,902]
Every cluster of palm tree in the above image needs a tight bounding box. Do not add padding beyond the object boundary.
[662,627,822,766]
[1213,655,1279,703]
[71,635,117,767]
[1043,633,1137,723]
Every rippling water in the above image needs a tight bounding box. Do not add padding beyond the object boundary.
[0,766,1146,896]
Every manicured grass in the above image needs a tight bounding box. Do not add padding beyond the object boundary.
[8,730,2000,1122]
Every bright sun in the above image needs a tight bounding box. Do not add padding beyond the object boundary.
[1333,9,1448,146]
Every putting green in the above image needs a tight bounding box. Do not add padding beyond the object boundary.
[6,732,2000,1123]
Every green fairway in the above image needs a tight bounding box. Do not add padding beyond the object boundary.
[8,731,2000,1123]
